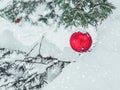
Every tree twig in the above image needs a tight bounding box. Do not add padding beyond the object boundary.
[25,43,39,57]
[39,34,45,55]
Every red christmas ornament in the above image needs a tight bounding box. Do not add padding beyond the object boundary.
[15,18,21,24]
[70,31,92,52]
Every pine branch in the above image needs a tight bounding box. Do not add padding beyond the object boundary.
[0,36,72,90]
[15,55,71,65]
[0,0,115,28]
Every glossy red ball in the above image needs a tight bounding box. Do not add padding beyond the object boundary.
[70,31,92,52]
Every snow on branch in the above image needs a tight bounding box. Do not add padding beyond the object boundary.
[0,36,71,90]
[0,0,115,28]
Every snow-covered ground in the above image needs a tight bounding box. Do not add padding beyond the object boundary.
[0,0,120,90]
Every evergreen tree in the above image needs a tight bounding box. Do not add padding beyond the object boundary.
[0,0,115,90]
[0,0,115,27]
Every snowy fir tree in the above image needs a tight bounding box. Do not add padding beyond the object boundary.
[0,0,116,90]
[0,0,115,27]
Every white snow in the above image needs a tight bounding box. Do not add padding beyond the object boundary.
[42,0,120,90]
[0,0,120,90]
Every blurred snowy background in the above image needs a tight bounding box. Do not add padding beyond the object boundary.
[0,0,120,90]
